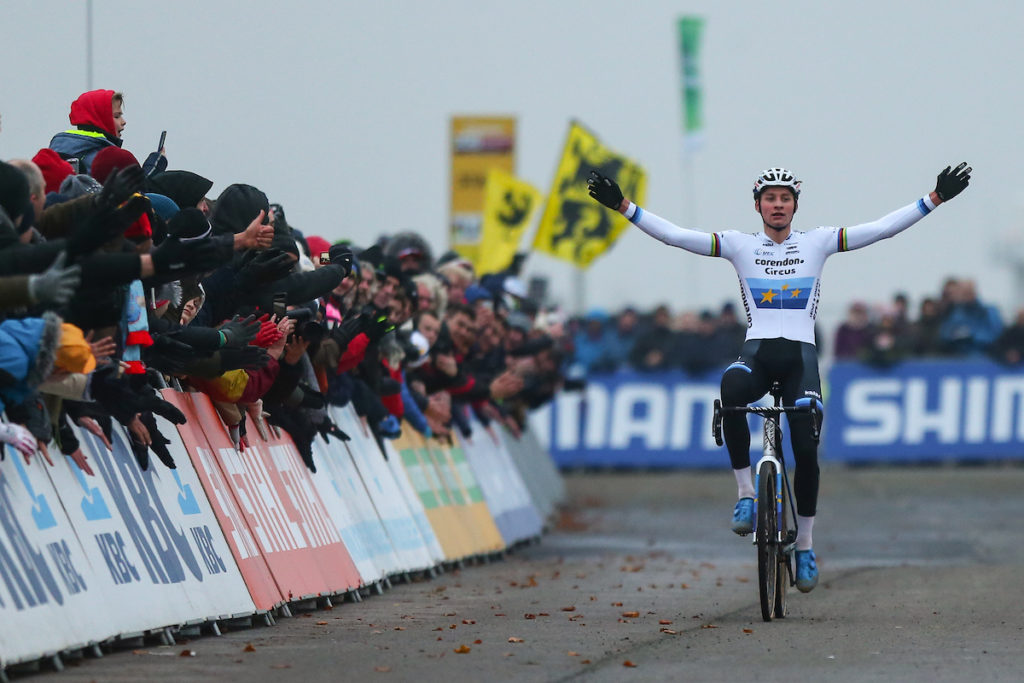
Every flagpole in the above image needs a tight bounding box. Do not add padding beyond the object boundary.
[574,266,586,315]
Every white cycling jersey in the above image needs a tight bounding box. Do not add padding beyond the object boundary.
[624,196,938,344]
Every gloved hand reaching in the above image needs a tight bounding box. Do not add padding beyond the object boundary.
[219,346,270,371]
[151,236,225,276]
[28,252,81,306]
[217,315,261,348]
[95,165,145,211]
[236,249,294,289]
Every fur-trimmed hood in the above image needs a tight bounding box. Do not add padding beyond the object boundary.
[0,311,61,412]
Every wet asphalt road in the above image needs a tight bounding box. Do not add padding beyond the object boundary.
[22,465,1024,682]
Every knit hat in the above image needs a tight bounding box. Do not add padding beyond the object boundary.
[147,170,213,209]
[210,184,269,235]
[90,147,141,185]
[54,323,96,374]
[167,207,212,241]
[32,149,75,194]
[145,193,180,221]
[59,173,103,199]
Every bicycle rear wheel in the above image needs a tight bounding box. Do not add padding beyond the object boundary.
[757,460,778,622]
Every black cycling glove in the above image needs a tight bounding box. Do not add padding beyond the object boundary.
[934,162,971,202]
[587,170,624,210]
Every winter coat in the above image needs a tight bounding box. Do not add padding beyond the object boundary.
[0,312,61,413]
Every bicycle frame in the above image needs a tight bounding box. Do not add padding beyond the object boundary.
[752,411,796,553]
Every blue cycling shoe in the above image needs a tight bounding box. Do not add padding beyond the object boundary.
[731,497,754,535]
[795,549,819,593]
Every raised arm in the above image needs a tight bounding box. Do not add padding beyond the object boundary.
[838,162,971,252]
[588,170,719,257]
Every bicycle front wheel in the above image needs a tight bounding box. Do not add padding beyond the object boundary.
[757,460,778,622]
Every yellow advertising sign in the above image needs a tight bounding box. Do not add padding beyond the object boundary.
[450,116,516,264]
[533,121,646,268]
[477,169,542,275]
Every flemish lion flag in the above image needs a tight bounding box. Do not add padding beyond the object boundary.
[477,169,542,275]
[533,122,646,268]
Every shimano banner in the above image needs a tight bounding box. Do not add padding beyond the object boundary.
[532,361,1024,467]
[530,370,725,467]
[825,359,1024,462]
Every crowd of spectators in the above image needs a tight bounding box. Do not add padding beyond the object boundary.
[567,278,1024,375]
[0,88,572,473]
[833,278,1024,366]
[568,302,746,376]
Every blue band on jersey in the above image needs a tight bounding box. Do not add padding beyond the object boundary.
[629,206,644,225]
[916,198,931,216]
[725,362,752,374]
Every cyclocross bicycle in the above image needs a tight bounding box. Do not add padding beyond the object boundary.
[712,382,821,621]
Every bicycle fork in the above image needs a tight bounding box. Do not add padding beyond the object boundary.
[752,418,783,544]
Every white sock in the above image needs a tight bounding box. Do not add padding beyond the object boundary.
[733,467,755,500]
[796,515,815,551]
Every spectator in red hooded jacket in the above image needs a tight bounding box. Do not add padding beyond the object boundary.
[49,89,165,176]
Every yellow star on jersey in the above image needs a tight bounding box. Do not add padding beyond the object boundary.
[790,288,802,298]
[760,289,777,304]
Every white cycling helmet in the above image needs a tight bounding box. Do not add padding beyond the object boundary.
[753,167,801,199]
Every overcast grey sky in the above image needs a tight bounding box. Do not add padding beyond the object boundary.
[1,0,1020,335]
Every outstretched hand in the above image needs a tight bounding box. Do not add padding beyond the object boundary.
[587,170,625,211]
[934,162,971,202]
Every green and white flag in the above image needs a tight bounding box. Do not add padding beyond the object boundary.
[677,16,705,150]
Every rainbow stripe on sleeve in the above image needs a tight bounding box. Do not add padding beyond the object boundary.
[711,233,722,257]
[837,228,849,252]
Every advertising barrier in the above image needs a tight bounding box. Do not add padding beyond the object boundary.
[460,420,544,545]
[825,359,1024,463]
[533,361,1024,468]
[2,389,563,670]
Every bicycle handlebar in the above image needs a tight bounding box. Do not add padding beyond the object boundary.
[711,399,822,447]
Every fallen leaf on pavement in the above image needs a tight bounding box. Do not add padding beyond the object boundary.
[612,602,623,607]
[660,628,678,635]
[473,639,482,644]
[568,651,579,657]
[508,637,524,643]
[623,660,637,668]
[374,665,391,672]
[454,645,471,654]
[316,621,328,626]
[659,620,673,625]
[524,614,536,620]
[243,643,256,652]
[701,624,719,629]
[743,629,753,634]
[561,606,576,612]
[179,650,195,657]
[622,611,640,618]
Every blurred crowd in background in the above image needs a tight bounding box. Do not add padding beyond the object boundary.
[0,88,573,474]
[566,278,1024,376]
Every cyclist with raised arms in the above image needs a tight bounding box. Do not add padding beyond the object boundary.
[588,162,972,592]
